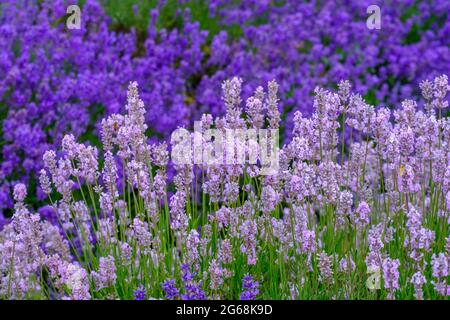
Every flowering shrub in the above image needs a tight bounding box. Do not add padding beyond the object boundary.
[0,75,449,300]
[1,0,450,214]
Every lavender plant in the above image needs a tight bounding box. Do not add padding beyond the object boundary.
[0,75,449,300]
[1,0,449,216]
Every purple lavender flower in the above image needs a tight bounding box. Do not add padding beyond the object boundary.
[134,286,147,300]
[182,283,207,300]
[162,279,180,300]
[240,275,259,300]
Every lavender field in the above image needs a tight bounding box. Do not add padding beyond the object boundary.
[0,0,449,300]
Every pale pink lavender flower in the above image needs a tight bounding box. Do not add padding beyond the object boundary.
[267,80,280,129]
[405,206,435,262]
[186,230,201,268]
[336,191,353,227]
[432,75,449,109]
[382,258,400,299]
[153,169,167,200]
[65,263,91,300]
[208,258,229,291]
[41,221,71,260]
[246,92,264,129]
[13,183,27,204]
[318,252,334,284]
[239,219,257,265]
[47,256,90,300]
[39,169,52,195]
[219,239,233,265]
[317,161,340,204]
[410,272,426,300]
[102,151,118,197]
[223,181,239,203]
[170,191,188,235]
[431,253,448,279]
[365,223,384,271]
[354,201,371,230]
[398,164,419,194]
[222,77,243,129]
[91,255,117,291]
[130,217,152,249]
[261,185,279,214]
[2,74,450,300]
[214,207,231,231]
[96,217,116,246]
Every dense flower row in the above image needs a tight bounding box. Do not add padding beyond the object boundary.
[1,0,450,214]
[0,75,448,299]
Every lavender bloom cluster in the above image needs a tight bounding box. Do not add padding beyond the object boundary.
[0,76,448,300]
[1,0,450,215]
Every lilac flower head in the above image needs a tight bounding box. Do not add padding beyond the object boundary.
[355,201,371,229]
[433,74,449,107]
[91,255,117,291]
[318,252,334,284]
[267,80,280,129]
[239,219,258,265]
[431,253,448,278]
[222,77,243,128]
[246,93,265,129]
[13,183,27,203]
[219,239,233,264]
[39,169,52,195]
[208,259,223,290]
[185,230,201,267]
[66,263,91,300]
[336,191,353,227]
[338,80,351,105]
[261,185,279,214]
[382,258,400,299]
[410,272,426,300]
[420,79,434,102]
[365,223,384,271]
